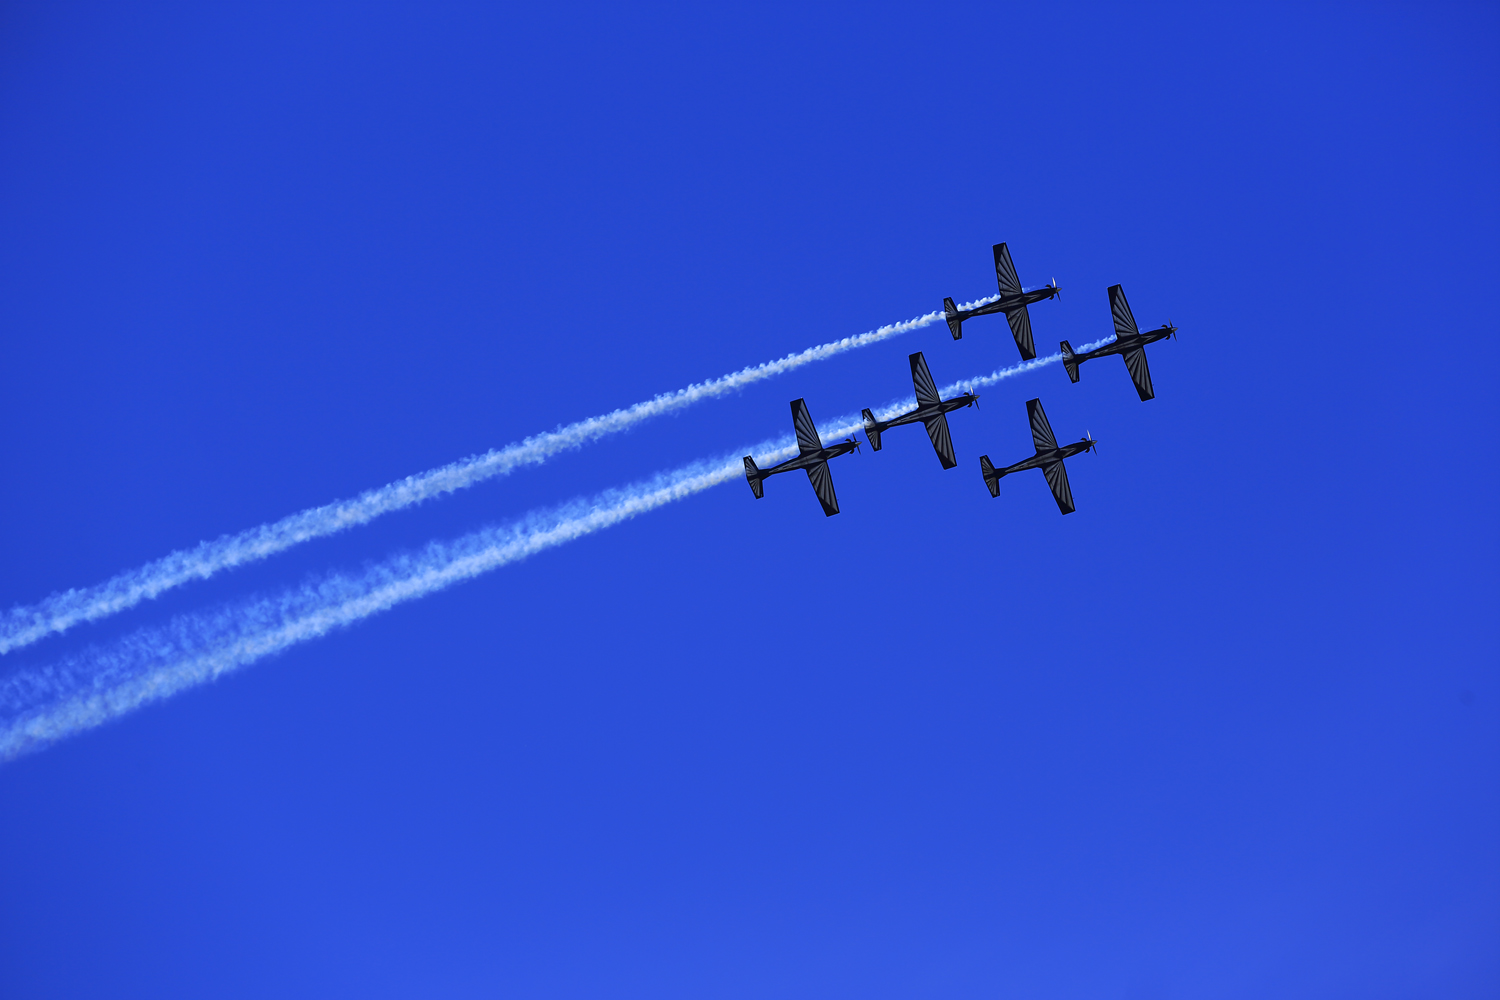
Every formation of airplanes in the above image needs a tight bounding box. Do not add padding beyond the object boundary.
[745,242,1179,517]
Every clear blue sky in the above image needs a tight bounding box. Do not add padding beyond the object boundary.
[2,2,1497,996]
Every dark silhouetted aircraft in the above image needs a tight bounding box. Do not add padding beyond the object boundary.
[860,352,978,469]
[744,398,860,516]
[1060,284,1177,401]
[979,398,1097,515]
[943,242,1060,360]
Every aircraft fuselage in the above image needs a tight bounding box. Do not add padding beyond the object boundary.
[957,287,1058,321]
[757,440,860,479]
[875,393,976,430]
[1075,325,1174,362]
[997,439,1094,476]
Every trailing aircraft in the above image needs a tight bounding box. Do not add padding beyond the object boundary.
[943,242,1060,360]
[979,398,1097,515]
[861,351,979,469]
[1060,284,1177,401]
[744,398,861,517]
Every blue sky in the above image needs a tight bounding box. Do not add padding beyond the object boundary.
[1,2,1496,996]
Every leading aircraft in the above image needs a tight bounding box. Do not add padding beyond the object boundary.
[744,398,861,517]
[1060,284,1177,401]
[943,242,1060,360]
[860,352,978,469]
[979,398,1097,515]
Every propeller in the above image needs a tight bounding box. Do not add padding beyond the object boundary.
[1050,277,1061,300]
[970,390,981,410]
[1083,429,1098,454]
[1165,319,1177,340]
[846,436,862,454]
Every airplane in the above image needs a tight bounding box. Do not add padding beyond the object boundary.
[860,351,979,469]
[1060,284,1177,401]
[979,398,1097,515]
[744,398,861,517]
[943,242,1060,360]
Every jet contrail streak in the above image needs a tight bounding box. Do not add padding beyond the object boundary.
[0,295,1003,656]
[0,342,1110,761]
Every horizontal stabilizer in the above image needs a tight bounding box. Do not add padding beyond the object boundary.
[943,297,963,339]
[743,456,764,499]
[1060,341,1080,383]
[1122,346,1155,401]
[1042,460,1076,515]
[979,455,1001,498]
[806,460,840,517]
[861,408,883,451]
[1006,304,1036,361]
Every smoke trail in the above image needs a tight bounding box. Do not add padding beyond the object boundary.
[0,343,1113,760]
[0,438,799,761]
[831,337,1118,435]
[0,295,1002,656]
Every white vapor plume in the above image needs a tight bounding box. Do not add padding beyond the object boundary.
[0,296,1000,656]
[0,438,798,761]
[0,343,1109,761]
[823,337,1117,437]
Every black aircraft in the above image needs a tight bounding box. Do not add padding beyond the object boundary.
[861,352,979,469]
[943,242,1060,360]
[1060,284,1177,401]
[744,398,861,517]
[979,398,1097,515]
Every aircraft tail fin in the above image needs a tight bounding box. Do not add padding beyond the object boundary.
[861,408,883,451]
[743,456,764,499]
[979,455,1002,498]
[1060,340,1080,383]
[943,297,963,339]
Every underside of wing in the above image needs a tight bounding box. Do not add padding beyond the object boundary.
[993,243,1023,298]
[1006,305,1036,361]
[1122,346,1155,400]
[805,460,840,516]
[1026,397,1057,453]
[1042,460,1075,514]
[1108,284,1139,340]
[909,351,941,407]
[922,412,957,469]
[791,398,824,456]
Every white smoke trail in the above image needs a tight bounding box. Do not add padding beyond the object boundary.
[0,295,1002,656]
[0,343,1111,760]
[0,437,799,761]
[826,337,1118,436]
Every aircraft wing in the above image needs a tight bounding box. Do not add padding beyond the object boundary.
[1108,284,1139,340]
[805,460,840,516]
[1122,346,1155,401]
[790,398,824,456]
[1042,460,1076,514]
[909,352,941,407]
[922,412,958,469]
[1006,304,1036,361]
[993,243,1023,298]
[1026,397,1058,453]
